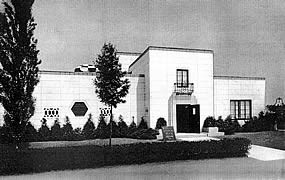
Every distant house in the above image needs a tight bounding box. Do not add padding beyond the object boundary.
[0,46,265,133]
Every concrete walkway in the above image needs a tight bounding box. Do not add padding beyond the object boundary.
[248,145,285,161]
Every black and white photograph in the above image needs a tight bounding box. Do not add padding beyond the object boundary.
[0,0,284,179]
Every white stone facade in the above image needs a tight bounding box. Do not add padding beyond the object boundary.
[0,46,266,132]
[214,76,266,121]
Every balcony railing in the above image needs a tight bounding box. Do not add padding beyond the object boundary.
[174,83,194,95]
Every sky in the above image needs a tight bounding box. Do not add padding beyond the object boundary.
[3,0,285,103]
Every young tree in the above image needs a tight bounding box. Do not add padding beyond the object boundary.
[95,114,108,139]
[82,113,95,139]
[38,118,50,141]
[62,116,74,141]
[118,115,128,137]
[94,43,130,145]
[50,119,62,141]
[0,0,41,145]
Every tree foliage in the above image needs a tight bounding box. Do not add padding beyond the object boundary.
[50,119,62,141]
[0,0,41,144]
[62,116,74,140]
[38,118,50,141]
[138,117,148,129]
[95,115,108,139]
[118,115,128,136]
[94,43,130,108]
[82,113,95,139]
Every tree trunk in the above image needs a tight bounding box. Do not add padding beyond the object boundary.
[109,106,112,146]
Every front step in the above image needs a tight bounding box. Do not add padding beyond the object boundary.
[176,133,208,139]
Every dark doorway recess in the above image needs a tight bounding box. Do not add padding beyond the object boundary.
[176,104,200,133]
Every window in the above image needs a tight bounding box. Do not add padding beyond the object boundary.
[230,100,252,120]
[176,69,188,87]
[99,107,111,117]
[44,108,59,118]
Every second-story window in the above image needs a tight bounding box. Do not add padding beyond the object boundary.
[176,69,188,87]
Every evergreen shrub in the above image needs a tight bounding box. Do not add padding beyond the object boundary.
[82,114,95,139]
[50,119,62,141]
[155,117,167,129]
[23,122,39,142]
[0,137,251,175]
[94,115,108,139]
[138,117,148,129]
[62,116,74,141]
[118,115,128,137]
[38,118,50,141]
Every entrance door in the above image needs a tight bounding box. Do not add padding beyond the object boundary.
[176,104,200,133]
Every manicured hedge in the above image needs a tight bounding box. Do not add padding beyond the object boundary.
[0,137,251,175]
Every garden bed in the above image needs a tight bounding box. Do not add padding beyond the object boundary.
[0,137,251,175]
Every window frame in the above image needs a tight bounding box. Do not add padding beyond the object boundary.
[176,69,189,87]
[230,100,252,120]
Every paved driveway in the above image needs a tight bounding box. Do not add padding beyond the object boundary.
[2,157,284,180]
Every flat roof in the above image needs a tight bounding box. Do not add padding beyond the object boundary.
[39,70,144,77]
[129,46,214,68]
[214,75,265,80]
[117,51,141,56]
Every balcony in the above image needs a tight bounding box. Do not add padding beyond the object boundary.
[174,83,194,95]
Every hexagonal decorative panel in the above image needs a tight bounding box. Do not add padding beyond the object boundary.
[71,102,88,116]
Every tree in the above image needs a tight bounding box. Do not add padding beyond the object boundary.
[82,113,95,139]
[0,0,41,145]
[94,114,108,139]
[62,116,74,141]
[128,120,137,135]
[118,115,128,137]
[38,118,50,141]
[50,119,62,141]
[94,43,130,145]
[138,117,148,129]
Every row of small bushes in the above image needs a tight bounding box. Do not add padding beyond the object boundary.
[204,111,278,135]
[0,137,251,175]
[0,115,159,144]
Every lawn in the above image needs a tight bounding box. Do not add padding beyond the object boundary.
[222,131,285,150]
[28,138,158,149]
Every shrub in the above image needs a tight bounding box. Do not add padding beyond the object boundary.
[62,116,74,141]
[117,115,128,137]
[128,128,159,139]
[155,117,167,129]
[0,137,251,175]
[38,118,50,141]
[23,122,39,142]
[0,125,13,144]
[50,119,62,141]
[241,111,276,132]
[94,115,108,139]
[222,115,241,135]
[203,116,216,127]
[73,128,84,141]
[203,116,241,135]
[128,120,137,135]
[138,117,148,129]
[82,114,95,139]
[107,119,120,138]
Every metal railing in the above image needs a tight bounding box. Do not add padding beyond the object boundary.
[174,83,194,95]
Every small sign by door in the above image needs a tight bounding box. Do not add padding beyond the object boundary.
[162,126,176,141]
